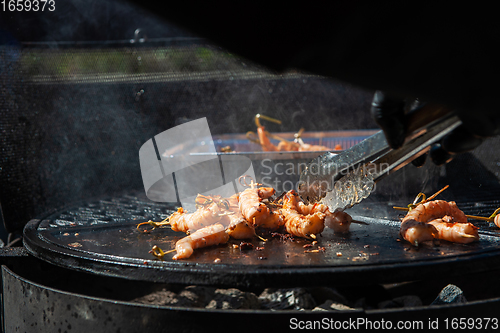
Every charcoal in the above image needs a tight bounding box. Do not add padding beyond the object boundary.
[205,288,260,310]
[353,297,371,310]
[313,300,356,311]
[178,285,216,307]
[308,286,349,306]
[132,289,197,307]
[259,288,316,310]
[377,300,400,309]
[312,302,330,311]
[393,295,422,308]
[378,295,422,309]
[431,284,467,305]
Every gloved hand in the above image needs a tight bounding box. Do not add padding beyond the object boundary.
[370,91,486,166]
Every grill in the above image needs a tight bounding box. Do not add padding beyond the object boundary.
[2,1,500,332]
[22,189,500,288]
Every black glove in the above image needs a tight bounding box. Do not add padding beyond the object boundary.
[370,91,486,166]
[370,91,408,150]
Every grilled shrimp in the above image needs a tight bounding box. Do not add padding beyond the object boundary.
[281,190,325,239]
[172,223,229,260]
[428,219,479,243]
[238,181,284,230]
[258,130,331,151]
[258,128,332,152]
[400,219,439,246]
[250,114,334,152]
[168,202,223,233]
[406,200,468,223]
[226,215,256,239]
[257,125,280,152]
[401,200,477,245]
[494,215,500,229]
[296,201,353,233]
[225,196,257,239]
[324,210,354,233]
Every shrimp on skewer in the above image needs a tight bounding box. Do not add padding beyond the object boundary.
[224,192,268,240]
[238,176,284,230]
[147,205,256,261]
[150,219,251,261]
[248,126,300,151]
[296,200,354,233]
[400,219,439,246]
[419,205,500,230]
[144,189,268,260]
[253,113,304,151]
[324,210,354,233]
[280,190,325,239]
[220,191,260,239]
[404,199,468,223]
[171,223,230,260]
[168,202,224,233]
[250,114,284,152]
[400,198,478,245]
[246,114,336,152]
[183,192,262,239]
[137,193,235,234]
[137,201,224,234]
[142,182,360,260]
[225,208,268,241]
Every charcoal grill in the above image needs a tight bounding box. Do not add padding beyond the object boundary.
[21,189,500,288]
[2,1,500,332]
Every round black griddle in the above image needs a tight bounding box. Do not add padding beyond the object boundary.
[23,192,500,288]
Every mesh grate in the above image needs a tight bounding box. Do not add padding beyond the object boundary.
[19,41,281,84]
[38,192,176,231]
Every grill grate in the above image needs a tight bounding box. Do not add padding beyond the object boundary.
[39,193,176,231]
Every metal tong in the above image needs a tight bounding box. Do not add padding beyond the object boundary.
[297,104,462,210]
